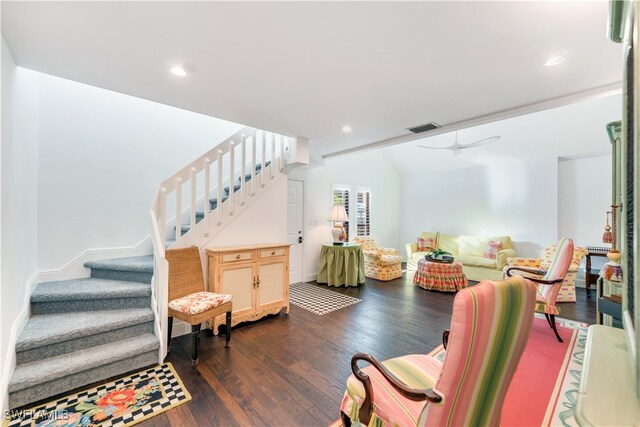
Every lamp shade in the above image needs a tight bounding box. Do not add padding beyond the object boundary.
[328,205,348,222]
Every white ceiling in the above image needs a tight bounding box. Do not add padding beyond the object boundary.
[381,92,621,175]
[1,1,623,157]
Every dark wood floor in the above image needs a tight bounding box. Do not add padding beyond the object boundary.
[147,274,596,426]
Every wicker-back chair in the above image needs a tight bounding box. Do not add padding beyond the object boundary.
[166,246,233,366]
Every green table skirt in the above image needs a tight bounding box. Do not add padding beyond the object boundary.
[317,244,365,287]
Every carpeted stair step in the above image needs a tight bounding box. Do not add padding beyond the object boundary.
[84,256,153,284]
[9,333,159,409]
[16,308,155,364]
[239,160,272,183]
[224,183,242,196]
[166,238,175,248]
[209,195,229,210]
[30,278,151,314]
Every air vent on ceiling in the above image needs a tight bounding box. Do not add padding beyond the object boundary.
[407,122,441,134]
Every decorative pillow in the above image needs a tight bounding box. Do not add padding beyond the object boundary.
[418,237,436,252]
[484,240,503,260]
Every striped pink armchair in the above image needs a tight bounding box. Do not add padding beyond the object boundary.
[506,237,574,342]
[353,237,403,281]
[339,277,536,426]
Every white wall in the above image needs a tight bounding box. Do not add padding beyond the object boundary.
[559,155,612,248]
[1,38,40,411]
[401,157,559,257]
[289,150,402,282]
[37,73,243,272]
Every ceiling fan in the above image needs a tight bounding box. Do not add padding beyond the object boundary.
[417,131,501,155]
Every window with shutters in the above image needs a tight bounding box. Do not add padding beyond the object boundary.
[332,188,350,241]
[356,190,371,237]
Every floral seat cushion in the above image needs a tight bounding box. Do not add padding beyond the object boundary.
[379,254,403,267]
[168,291,232,315]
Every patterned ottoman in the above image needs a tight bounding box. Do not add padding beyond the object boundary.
[413,259,468,292]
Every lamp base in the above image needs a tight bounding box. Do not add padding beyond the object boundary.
[331,225,345,244]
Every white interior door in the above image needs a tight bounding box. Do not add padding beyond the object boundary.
[287,180,304,283]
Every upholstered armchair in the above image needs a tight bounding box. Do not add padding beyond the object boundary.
[504,243,587,303]
[339,277,536,426]
[506,238,574,342]
[353,237,403,281]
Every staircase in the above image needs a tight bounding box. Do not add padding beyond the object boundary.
[8,263,157,409]
[7,127,289,409]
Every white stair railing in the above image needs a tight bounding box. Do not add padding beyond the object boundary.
[149,126,292,361]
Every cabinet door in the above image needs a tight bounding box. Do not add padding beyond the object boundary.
[257,261,285,309]
[219,264,255,317]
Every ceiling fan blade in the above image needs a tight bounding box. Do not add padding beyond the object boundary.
[416,145,456,150]
[458,135,501,148]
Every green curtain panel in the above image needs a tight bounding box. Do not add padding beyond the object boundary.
[317,244,365,287]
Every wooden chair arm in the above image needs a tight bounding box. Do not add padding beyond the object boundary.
[351,353,442,425]
[505,266,547,277]
[505,267,563,285]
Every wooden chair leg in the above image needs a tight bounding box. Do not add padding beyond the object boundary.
[544,312,552,327]
[225,311,232,348]
[549,314,563,343]
[191,323,201,366]
[167,317,173,353]
[340,411,352,427]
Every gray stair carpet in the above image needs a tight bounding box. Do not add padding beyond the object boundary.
[84,255,153,283]
[9,333,159,408]
[209,195,229,210]
[31,278,151,314]
[16,308,155,363]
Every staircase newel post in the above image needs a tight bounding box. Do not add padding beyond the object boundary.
[229,140,235,216]
[217,149,223,226]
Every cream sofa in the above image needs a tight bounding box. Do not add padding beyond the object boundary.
[405,232,516,281]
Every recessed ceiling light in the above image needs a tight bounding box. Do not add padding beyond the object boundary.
[170,66,187,77]
[342,125,352,133]
[544,56,566,67]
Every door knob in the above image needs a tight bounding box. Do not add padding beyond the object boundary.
[298,236,303,243]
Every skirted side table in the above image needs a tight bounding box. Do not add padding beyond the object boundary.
[413,258,468,292]
[317,243,365,287]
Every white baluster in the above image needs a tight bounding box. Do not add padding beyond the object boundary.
[240,135,246,206]
[229,140,235,216]
[251,131,257,196]
[279,135,285,172]
[159,187,167,248]
[190,167,197,238]
[271,133,276,180]
[175,177,182,241]
[217,149,223,226]
[261,131,267,188]
[204,157,211,235]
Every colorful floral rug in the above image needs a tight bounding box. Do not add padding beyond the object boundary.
[4,363,190,427]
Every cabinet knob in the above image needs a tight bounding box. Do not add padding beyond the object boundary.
[236,254,241,259]
[271,250,276,255]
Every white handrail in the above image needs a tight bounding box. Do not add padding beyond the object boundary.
[149,125,290,362]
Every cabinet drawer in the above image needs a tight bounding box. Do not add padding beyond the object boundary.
[260,248,286,259]
[221,251,253,263]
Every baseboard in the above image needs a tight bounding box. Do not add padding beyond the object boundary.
[172,320,191,338]
[0,272,38,415]
[38,238,154,282]
[305,272,318,283]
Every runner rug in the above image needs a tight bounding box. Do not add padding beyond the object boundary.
[428,315,587,427]
[4,363,190,427]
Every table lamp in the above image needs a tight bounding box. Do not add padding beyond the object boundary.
[328,205,348,245]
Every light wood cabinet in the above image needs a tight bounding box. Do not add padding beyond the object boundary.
[206,243,290,331]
